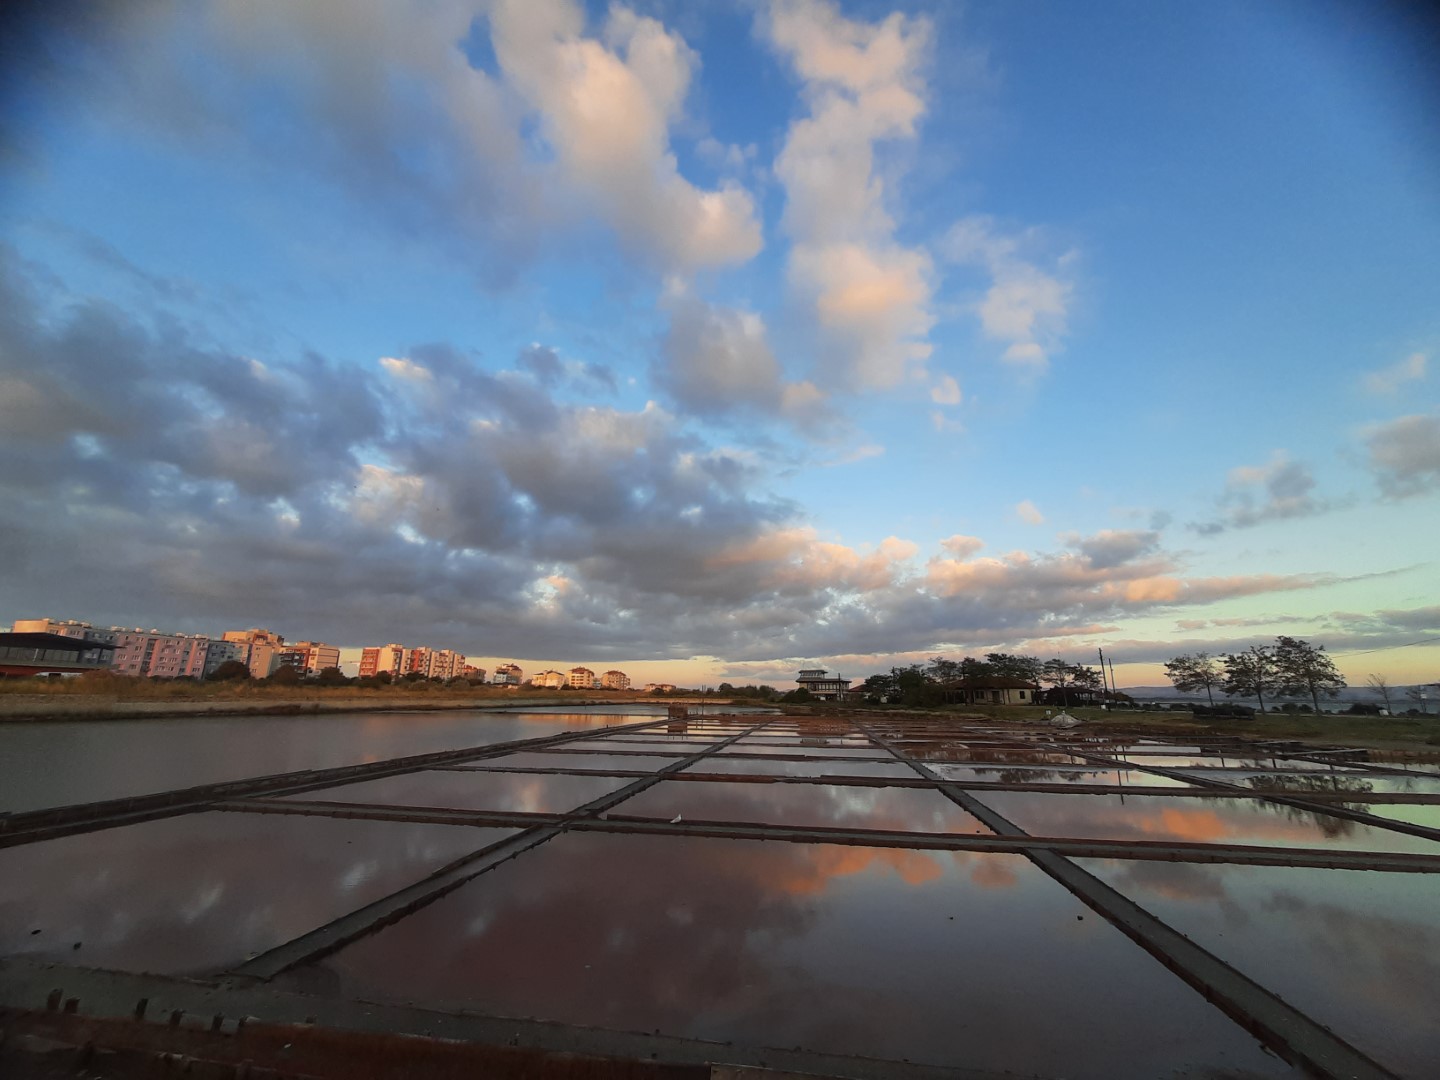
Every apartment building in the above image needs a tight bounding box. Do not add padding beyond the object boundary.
[10,618,116,644]
[492,663,524,686]
[567,666,596,689]
[601,670,631,690]
[202,639,247,676]
[222,629,286,679]
[107,629,212,679]
[402,647,466,681]
[12,619,243,680]
[279,640,341,675]
[359,643,407,678]
[532,669,567,689]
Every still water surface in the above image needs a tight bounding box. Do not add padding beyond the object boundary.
[0,707,688,813]
[296,831,1290,1079]
[4,708,1432,1075]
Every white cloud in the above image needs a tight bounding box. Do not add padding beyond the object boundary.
[942,215,1073,370]
[1363,351,1428,395]
[1363,413,1440,498]
[929,374,962,405]
[939,534,984,559]
[1015,499,1045,525]
[765,0,935,389]
[490,0,762,272]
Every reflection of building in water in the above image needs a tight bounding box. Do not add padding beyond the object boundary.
[796,668,850,700]
[795,716,852,736]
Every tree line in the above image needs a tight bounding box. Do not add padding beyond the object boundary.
[1163,637,1348,715]
[856,653,1112,708]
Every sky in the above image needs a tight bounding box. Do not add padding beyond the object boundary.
[1,0,1437,690]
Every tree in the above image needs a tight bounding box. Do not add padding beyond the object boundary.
[1222,645,1278,714]
[986,653,1043,685]
[1071,665,1103,692]
[1273,636,1346,717]
[267,664,301,686]
[207,659,250,682]
[1163,652,1224,707]
[1365,674,1394,715]
[861,671,897,702]
[892,665,943,707]
[1041,659,1079,706]
[316,666,349,687]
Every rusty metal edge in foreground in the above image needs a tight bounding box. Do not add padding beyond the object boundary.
[0,959,1033,1080]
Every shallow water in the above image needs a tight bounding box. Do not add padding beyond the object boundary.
[0,810,512,974]
[279,768,634,814]
[971,790,1440,854]
[0,708,675,812]
[294,832,1289,1079]
[1076,858,1440,1076]
[614,779,992,833]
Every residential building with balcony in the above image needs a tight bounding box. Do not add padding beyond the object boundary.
[601,670,630,690]
[359,643,407,678]
[568,666,596,689]
[105,629,213,679]
[280,641,341,675]
[796,669,851,700]
[533,669,567,689]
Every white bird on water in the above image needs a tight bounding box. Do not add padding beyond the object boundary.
[670,814,682,823]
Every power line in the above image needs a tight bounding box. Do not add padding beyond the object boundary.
[1336,637,1440,659]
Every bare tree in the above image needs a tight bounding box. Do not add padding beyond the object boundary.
[1365,674,1393,715]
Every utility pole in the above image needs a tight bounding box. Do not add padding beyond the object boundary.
[1098,647,1110,708]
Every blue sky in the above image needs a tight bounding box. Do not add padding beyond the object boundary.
[1,0,1437,688]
